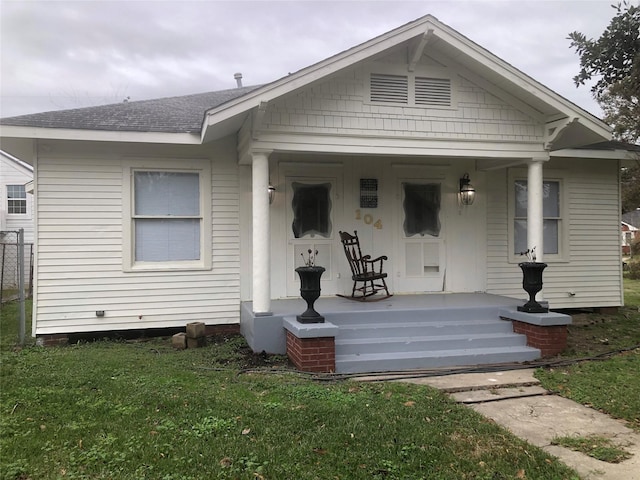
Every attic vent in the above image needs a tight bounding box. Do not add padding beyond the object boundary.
[370,73,408,104]
[415,77,451,106]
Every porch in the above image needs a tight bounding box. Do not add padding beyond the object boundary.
[241,293,568,374]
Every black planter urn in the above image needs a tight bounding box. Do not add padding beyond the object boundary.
[518,262,548,313]
[295,266,326,323]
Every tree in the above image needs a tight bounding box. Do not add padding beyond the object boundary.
[568,1,639,143]
[569,2,640,212]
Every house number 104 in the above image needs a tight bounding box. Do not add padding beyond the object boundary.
[355,209,383,229]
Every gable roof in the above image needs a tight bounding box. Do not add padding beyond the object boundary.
[199,14,611,147]
[622,209,640,229]
[0,150,33,174]
[0,14,611,150]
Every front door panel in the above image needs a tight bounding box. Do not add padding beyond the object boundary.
[285,176,340,296]
[395,178,446,292]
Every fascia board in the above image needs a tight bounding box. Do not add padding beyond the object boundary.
[0,151,33,173]
[201,16,441,142]
[550,148,636,160]
[0,125,201,145]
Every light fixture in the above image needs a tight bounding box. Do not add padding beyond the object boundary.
[268,183,276,204]
[458,173,475,206]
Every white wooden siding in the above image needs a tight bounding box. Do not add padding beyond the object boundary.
[486,158,623,308]
[261,57,543,143]
[33,139,241,335]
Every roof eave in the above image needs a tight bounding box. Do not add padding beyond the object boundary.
[550,147,636,160]
[0,125,201,145]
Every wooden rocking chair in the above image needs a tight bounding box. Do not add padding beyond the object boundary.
[338,230,392,301]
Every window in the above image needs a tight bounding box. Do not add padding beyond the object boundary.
[402,183,441,237]
[514,180,561,255]
[291,182,332,238]
[7,185,26,214]
[123,161,211,271]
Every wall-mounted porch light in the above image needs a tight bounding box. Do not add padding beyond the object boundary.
[458,173,475,206]
[268,183,276,205]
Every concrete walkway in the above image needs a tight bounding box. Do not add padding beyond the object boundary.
[358,369,640,480]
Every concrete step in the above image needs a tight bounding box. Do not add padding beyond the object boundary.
[337,319,513,339]
[328,307,501,325]
[335,346,541,374]
[335,332,527,355]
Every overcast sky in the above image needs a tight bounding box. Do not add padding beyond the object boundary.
[0,0,624,119]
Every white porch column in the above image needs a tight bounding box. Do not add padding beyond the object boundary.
[527,159,545,262]
[252,151,272,315]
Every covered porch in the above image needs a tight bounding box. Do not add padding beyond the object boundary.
[241,293,571,374]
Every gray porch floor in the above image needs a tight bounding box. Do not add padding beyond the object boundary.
[257,292,523,318]
[240,293,529,363]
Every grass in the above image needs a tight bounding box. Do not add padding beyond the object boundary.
[0,303,580,479]
[3,279,639,478]
[623,272,640,306]
[551,435,632,463]
[536,276,640,430]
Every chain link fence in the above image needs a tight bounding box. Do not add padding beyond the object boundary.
[1,230,33,305]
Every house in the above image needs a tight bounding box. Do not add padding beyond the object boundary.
[0,15,635,370]
[622,209,640,256]
[0,150,35,297]
[1,150,34,235]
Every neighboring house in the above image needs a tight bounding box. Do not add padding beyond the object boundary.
[621,222,638,256]
[0,15,636,351]
[622,209,640,255]
[0,150,35,296]
[0,150,34,236]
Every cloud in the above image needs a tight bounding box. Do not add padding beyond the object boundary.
[0,0,614,118]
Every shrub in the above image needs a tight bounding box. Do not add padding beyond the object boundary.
[631,237,640,257]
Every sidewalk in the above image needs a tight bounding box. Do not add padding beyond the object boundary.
[359,369,640,480]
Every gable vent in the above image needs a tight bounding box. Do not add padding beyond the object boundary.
[370,73,408,104]
[415,77,451,106]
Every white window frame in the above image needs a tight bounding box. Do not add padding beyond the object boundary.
[7,184,27,215]
[508,169,568,263]
[364,62,458,110]
[122,159,211,272]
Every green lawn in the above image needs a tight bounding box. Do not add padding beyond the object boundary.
[623,273,640,306]
[3,279,639,478]
[536,276,640,431]
[0,303,579,479]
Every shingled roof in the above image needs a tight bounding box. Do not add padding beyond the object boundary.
[0,85,262,134]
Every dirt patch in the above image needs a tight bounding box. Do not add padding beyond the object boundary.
[207,334,291,369]
[560,307,640,357]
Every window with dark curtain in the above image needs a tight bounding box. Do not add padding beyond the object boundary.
[291,182,332,238]
[402,183,441,237]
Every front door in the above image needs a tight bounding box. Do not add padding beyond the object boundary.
[394,177,446,292]
[285,176,341,296]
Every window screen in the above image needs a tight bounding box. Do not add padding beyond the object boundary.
[291,182,332,238]
[402,183,441,237]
